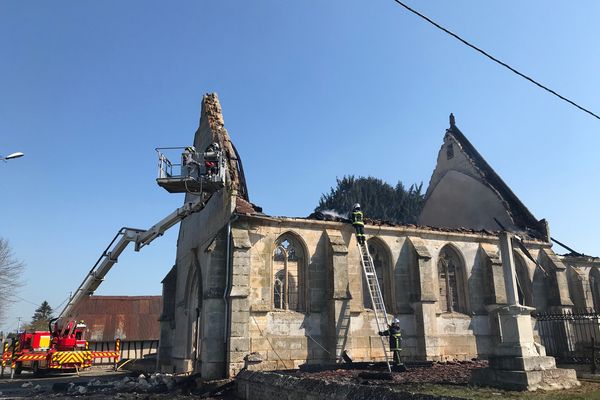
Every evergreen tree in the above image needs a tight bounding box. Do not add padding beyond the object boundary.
[316,176,425,224]
[28,301,54,331]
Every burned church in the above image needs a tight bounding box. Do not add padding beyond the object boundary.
[158,93,599,380]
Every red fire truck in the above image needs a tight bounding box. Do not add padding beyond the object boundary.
[1,145,225,378]
[1,320,120,378]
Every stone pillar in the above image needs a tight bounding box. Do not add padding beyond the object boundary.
[407,237,440,360]
[227,227,252,377]
[500,233,519,306]
[199,228,229,380]
[479,243,507,308]
[325,229,351,362]
[472,232,579,391]
[540,249,574,310]
[494,233,539,357]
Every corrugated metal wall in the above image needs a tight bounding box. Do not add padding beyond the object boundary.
[90,340,159,364]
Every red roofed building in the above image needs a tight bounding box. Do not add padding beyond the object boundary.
[72,295,161,362]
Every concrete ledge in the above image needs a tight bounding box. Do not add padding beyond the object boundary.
[488,356,556,371]
[472,367,580,391]
[236,370,465,400]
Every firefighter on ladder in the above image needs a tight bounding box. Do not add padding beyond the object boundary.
[379,318,405,369]
[350,203,365,244]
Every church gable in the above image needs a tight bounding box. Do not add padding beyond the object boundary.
[419,115,548,241]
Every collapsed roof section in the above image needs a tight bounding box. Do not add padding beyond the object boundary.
[200,97,546,240]
[419,115,549,241]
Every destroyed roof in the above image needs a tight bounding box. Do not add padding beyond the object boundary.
[235,197,263,214]
[234,203,540,240]
[560,253,600,262]
[444,120,548,240]
[70,296,161,341]
[306,210,506,237]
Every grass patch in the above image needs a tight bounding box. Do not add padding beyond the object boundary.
[401,381,600,400]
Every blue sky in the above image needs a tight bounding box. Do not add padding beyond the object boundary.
[1,1,599,332]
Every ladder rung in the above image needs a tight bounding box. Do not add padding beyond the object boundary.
[359,242,391,372]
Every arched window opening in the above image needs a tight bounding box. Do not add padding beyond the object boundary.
[532,267,549,312]
[514,253,533,307]
[438,246,467,314]
[363,238,392,311]
[590,269,600,312]
[273,234,305,311]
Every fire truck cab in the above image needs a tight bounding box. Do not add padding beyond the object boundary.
[52,320,87,351]
[2,320,95,377]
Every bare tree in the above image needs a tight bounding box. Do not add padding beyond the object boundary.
[0,238,24,321]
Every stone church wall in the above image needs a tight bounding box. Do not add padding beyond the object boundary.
[217,215,562,377]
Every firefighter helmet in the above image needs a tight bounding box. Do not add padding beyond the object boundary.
[353,203,361,210]
[392,318,400,325]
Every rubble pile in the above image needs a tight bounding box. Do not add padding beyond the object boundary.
[11,372,236,399]
[293,360,488,386]
[50,373,177,395]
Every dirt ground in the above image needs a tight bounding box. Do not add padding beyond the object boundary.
[288,361,600,400]
[3,362,600,399]
[294,360,488,385]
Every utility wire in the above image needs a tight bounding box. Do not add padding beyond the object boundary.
[251,316,289,368]
[55,295,70,312]
[392,0,600,121]
[13,294,42,307]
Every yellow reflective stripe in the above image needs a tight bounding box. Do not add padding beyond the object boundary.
[51,351,92,365]
[91,351,119,358]
[15,354,47,361]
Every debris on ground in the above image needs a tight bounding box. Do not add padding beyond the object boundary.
[29,372,235,399]
[292,360,489,386]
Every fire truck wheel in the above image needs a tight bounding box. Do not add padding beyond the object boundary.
[14,362,22,375]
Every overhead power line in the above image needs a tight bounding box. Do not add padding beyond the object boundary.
[392,0,600,121]
[13,294,42,307]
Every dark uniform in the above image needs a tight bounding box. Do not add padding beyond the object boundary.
[182,146,200,178]
[204,143,220,176]
[379,322,403,367]
[351,209,365,244]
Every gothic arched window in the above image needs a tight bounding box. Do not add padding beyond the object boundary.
[363,238,392,311]
[590,268,600,312]
[532,267,549,312]
[514,253,533,307]
[273,233,306,311]
[438,245,467,314]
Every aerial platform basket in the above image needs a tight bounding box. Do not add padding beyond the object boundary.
[156,146,226,194]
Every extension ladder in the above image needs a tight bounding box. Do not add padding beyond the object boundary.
[358,241,392,372]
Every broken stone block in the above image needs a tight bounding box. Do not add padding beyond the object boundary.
[244,351,264,370]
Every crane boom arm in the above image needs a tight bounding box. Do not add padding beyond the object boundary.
[58,197,206,321]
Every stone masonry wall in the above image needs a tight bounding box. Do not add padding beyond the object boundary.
[235,370,463,400]
[228,216,541,372]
